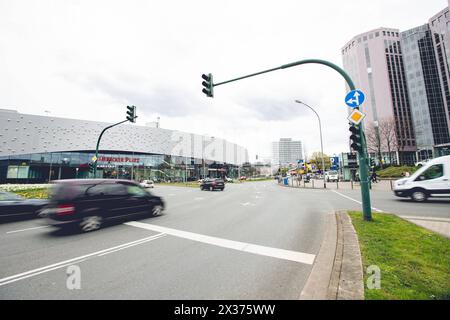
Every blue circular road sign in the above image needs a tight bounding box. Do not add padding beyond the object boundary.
[345,90,365,108]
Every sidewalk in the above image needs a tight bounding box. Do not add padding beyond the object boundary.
[281,178,394,191]
[399,216,450,238]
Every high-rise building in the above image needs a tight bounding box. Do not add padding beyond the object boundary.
[401,24,450,160]
[342,28,417,165]
[429,7,450,156]
[271,138,303,166]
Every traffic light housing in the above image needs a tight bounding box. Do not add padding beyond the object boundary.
[201,73,214,98]
[88,162,96,173]
[349,124,362,152]
[126,105,137,123]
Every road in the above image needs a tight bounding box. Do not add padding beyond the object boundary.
[0,181,448,299]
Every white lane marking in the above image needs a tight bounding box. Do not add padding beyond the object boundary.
[125,221,316,265]
[0,233,165,287]
[194,197,204,201]
[331,190,383,213]
[240,202,256,207]
[6,225,50,234]
[97,234,166,257]
[0,260,87,287]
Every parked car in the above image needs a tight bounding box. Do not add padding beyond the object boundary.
[45,179,165,232]
[239,176,247,181]
[415,159,430,167]
[224,177,234,183]
[200,178,225,191]
[0,191,49,219]
[140,180,154,188]
[393,155,450,202]
[325,170,339,182]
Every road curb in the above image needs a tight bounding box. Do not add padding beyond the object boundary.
[300,210,364,300]
[299,212,337,300]
[328,211,364,300]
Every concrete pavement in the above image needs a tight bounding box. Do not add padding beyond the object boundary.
[0,181,331,299]
[1,180,448,299]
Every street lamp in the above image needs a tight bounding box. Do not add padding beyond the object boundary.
[295,100,327,189]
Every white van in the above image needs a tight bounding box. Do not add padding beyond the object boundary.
[325,170,339,182]
[393,155,450,202]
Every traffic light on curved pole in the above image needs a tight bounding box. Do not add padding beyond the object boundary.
[201,74,214,98]
[349,124,362,152]
[126,105,137,123]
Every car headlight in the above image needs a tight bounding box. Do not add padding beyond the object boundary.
[396,180,407,186]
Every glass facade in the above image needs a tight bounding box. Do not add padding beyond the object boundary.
[0,151,237,184]
[401,25,450,160]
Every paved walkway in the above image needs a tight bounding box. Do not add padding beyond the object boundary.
[283,178,394,191]
[399,216,450,238]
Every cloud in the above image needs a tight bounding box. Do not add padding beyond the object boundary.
[61,72,204,118]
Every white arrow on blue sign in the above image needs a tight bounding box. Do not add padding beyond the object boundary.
[345,90,365,108]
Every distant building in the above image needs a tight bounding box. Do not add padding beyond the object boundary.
[342,28,417,165]
[272,138,303,166]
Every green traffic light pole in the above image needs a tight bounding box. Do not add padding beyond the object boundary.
[93,117,137,177]
[211,58,372,221]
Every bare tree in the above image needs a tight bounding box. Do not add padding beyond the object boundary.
[378,117,398,166]
[365,123,383,167]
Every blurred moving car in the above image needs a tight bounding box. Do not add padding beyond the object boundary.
[0,191,49,219]
[200,178,225,191]
[325,170,339,182]
[45,179,165,232]
[394,155,450,202]
[140,180,154,188]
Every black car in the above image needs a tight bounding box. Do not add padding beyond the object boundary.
[200,178,225,191]
[0,191,49,220]
[45,179,165,232]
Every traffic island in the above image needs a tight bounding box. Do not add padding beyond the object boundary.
[348,211,450,300]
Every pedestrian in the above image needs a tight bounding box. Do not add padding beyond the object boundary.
[371,171,378,183]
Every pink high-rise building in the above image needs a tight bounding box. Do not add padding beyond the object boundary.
[342,28,417,165]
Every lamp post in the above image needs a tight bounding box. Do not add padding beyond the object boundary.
[295,100,327,189]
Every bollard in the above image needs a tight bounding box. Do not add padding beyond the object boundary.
[336,180,339,190]
[351,180,353,190]
[312,179,315,189]
[390,179,393,190]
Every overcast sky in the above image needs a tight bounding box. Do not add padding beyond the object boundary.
[0,0,447,162]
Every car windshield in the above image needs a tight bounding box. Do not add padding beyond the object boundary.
[328,171,338,175]
[0,191,24,201]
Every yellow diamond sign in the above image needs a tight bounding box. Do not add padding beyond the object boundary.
[348,109,366,125]
[92,156,97,162]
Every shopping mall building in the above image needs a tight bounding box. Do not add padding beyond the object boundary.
[0,109,249,184]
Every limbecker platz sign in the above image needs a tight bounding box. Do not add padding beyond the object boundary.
[98,156,140,163]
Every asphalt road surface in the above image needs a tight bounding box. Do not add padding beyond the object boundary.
[0,181,448,299]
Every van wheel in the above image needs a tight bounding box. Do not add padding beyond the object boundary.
[411,190,427,202]
[79,215,103,232]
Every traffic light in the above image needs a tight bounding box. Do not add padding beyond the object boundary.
[201,73,214,98]
[349,124,362,152]
[88,162,96,173]
[126,105,137,123]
